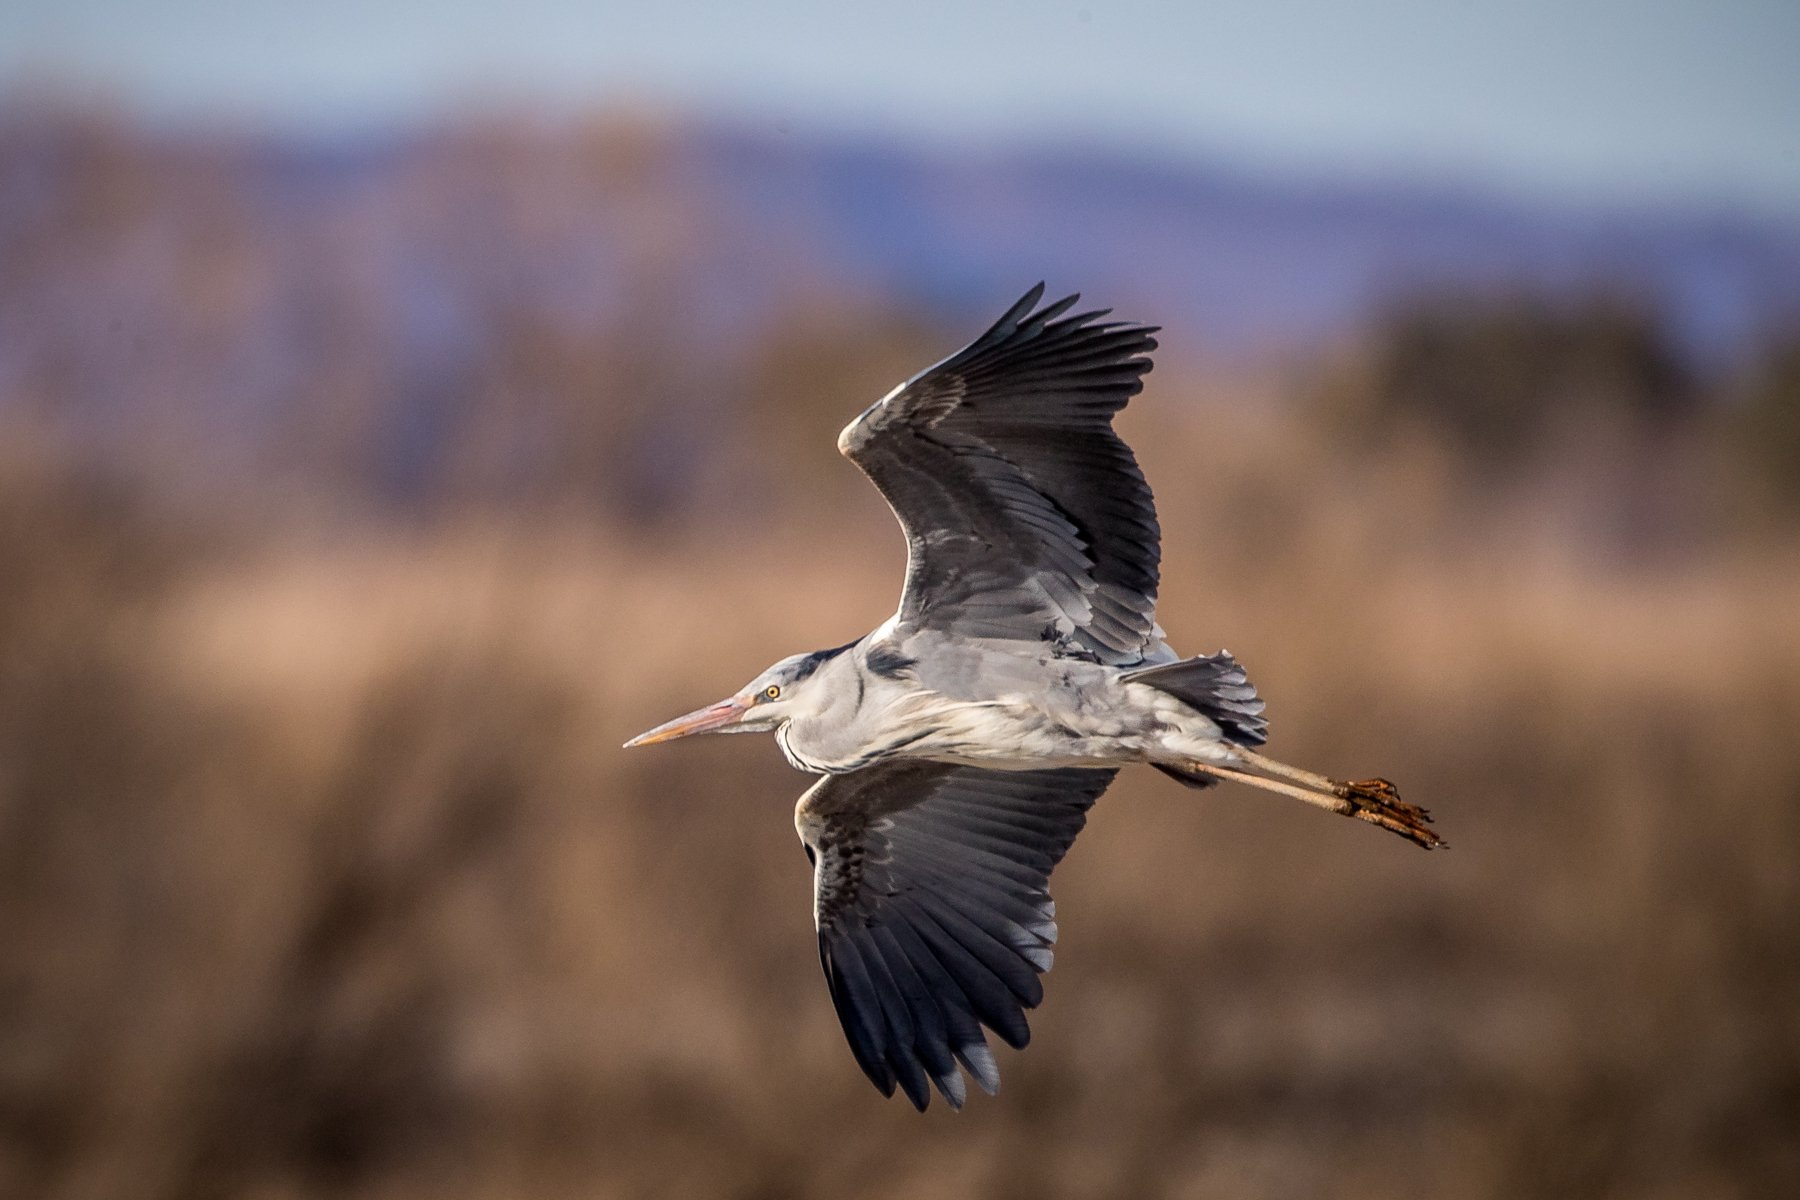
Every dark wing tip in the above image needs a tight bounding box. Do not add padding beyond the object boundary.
[802,767,1118,1111]
[983,282,1055,344]
[821,943,898,1098]
[980,283,1049,339]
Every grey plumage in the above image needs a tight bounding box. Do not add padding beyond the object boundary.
[1126,652,1268,746]
[797,762,1115,1109]
[626,284,1445,1113]
[838,283,1164,664]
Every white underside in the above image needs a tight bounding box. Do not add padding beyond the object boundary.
[844,683,1244,773]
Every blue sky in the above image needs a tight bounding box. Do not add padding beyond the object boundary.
[4,0,1798,218]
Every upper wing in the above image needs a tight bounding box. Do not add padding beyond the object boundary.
[794,760,1117,1110]
[838,284,1162,664]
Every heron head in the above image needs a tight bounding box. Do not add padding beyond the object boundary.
[622,647,843,748]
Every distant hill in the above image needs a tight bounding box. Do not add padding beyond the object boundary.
[2,107,1797,506]
[189,112,1800,368]
[682,123,1800,369]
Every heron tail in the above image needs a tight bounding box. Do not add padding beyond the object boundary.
[1124,652,1268,746]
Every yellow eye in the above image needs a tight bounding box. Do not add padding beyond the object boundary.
[764,685,781,700]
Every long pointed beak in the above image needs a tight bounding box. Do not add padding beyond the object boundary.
[623,698,748,748]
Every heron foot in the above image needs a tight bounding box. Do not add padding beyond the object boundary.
[1333,778,1445,850]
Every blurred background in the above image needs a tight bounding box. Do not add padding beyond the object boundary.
[3,3,1799,1197]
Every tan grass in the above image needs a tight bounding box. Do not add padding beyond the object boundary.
[4,402,1799,1199]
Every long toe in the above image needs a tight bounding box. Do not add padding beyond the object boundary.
[1338,778,1446,850]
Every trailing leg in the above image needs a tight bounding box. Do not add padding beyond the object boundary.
[1170,756,1445,850]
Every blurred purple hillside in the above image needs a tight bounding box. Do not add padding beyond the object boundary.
[3,106,1798,510]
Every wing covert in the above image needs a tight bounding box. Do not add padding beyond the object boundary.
[794,760,1117,1110]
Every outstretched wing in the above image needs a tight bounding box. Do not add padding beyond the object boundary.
[838,284,1162,664]
[794,760,1117,1110]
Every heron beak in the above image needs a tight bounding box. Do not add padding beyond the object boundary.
[623,698,749,748]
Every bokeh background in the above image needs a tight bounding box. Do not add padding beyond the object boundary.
[4,4,1800,1198]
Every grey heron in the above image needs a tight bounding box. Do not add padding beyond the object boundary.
[625,285,1442,1111]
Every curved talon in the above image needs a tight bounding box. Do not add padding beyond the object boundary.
[1334,777,1446,851]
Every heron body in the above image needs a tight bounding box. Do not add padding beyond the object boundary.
[627,285,1442,1111]
[762,631,1245,776]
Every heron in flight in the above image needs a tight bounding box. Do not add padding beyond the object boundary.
[626,285,1442,1111]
